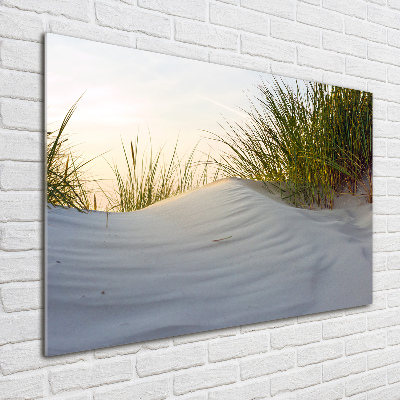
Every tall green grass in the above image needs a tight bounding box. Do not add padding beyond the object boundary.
[108,137,219,212]
[215,78,372,209]
[47,97,93,211]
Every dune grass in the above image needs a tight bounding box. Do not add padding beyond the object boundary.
[215,78,372,209]
[107,137,219,212]
[47,97,93,211]
[47,98,219,213]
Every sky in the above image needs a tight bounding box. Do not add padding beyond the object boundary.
[46,33,301,208]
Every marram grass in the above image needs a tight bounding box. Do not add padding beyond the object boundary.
[107,137,220,212]
[47,98,219,213]
[47,96,93,212]
[215,77,372,209]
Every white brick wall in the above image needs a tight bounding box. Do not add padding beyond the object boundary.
[0,0,399,398]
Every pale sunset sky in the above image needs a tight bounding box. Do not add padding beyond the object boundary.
[46,33,299,207]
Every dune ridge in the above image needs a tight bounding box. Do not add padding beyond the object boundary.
[46,177,372,356]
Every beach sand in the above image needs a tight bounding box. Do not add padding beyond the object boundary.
[46,177,372,356]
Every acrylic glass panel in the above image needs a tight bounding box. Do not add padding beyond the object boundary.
[45,33,372,356]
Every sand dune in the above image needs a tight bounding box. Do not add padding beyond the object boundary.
[46,177,372,356]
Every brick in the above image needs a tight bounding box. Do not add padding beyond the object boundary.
[173,326,237,345]
[96,1,170,39]
[323,32,366,58]
[50,20,132,48]
[388,289,400,307]
[388,103,400,122]
[241,34,295,63]
[1,281,41,312]
[136,344,206,377]
[387,139,400,158]
[271,323,321,350]
[94,337,170,358]
[298,310,343,324]
[388,251,400,269]
[46,393,91,400]
[298,47,344,73]
[175,20,237,50]
[210,3,269,36]
[0,250,41,283]
[368,346,400,370]
[297,341,343,366]
[0,39,42,73]
[388,327,400,346]
[345,18,386,44]
[368,384,400,400]
[0,9,43,42]
[368,82,400,104]
[208,380,269,400]
[297,3,343,32]
[240,351,295,379]
[368,309,400,330]
[2,0,90,22]
[0,129,41,161]
[0,221,42,251]
[374,159,400,177]
[323,316,366,339]
[165,395,206,400]
[241,0,295,20]
[300,0,320,4]
[240,317,296,333]
[0,310,40,345]
[389,0,400,10]
[137,36,208,62]
[374,197,400,213]
[345,369,386,396]
[365,0,386,4]
[388,364,400,384]
[138,0,206,21]
[209,51,270,73]
[369,43,400,68]
[0,191,41,222]
[271,19,320,47]
[346,331,386,356]
[209,333,268,362]
[374,271,400,290]
[374,100,387,121]
[374,233,400,252]
[297,381,343,400]
[388,66,400,85]
[1,98,43,131]
[371,217,387,239]
[94,378,168,400]
[0,161,42,190]
[275,65,321,85]
[50,359,133,394]
[345,57,386,82]
[270,365,321,396]
[373,179,387,198]
[368,4,400,30]
[323,0,366,19]
[0,340,87,375]
[174,364,238,395]
[0,372,46,400]
[373,141,387,159]
[346,291,386,315]
[389,29,400,49]
[323,355,366,382]
[322,72,367,91]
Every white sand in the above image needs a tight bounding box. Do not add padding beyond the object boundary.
[45,177,372,356]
